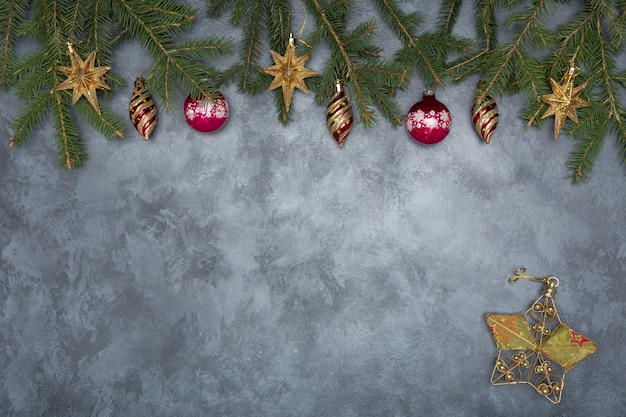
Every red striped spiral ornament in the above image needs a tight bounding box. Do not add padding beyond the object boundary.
[472,81,498,144]
[326,81,353,147]
[129,75,157,140]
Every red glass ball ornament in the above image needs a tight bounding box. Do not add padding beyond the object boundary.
[184,92,229,133]
[406,90,451,145]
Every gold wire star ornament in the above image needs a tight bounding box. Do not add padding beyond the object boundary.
[541,65,591,140]
[260,33,319,113]
[486,268,597,404]
[54,42,111,115]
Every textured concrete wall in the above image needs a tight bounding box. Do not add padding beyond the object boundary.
[1,1,625,416]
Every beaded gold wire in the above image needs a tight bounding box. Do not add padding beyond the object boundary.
[486,268,597,404]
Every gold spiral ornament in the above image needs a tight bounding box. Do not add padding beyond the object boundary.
[472,81,498,144]
[129,75,157,140]
[326,81,353,147]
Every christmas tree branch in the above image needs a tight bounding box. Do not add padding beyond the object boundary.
[305,0,409,126]
[267,0,292,123]
[53,90,85,169]
[568,108,609,181]
[306,0,353,74]
[87,0,114,68]
[0,0,29,88]
[446,0,497,79]
[9,93,54,148]
[567,6,626,180]
[116,0,229,107]
[210,0,266,92]
[374,0,471,87]
[437,0,463,35]
[479,0,545,97]
[74,100,125,140]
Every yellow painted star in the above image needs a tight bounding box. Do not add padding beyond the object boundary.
[54,42,111,115]
[260,34,319,113]
[541,65,590,140]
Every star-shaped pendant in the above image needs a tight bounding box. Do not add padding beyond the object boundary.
[260,34,319,113]
[55,42,111,115]
[485,270,597,404]
[541,65,590,140]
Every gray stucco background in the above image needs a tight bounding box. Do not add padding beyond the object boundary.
[1,0,625,416]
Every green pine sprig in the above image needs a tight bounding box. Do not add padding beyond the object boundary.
[304,0,409,127]
[372,0,472,88]
[0,0,29,88]
[114,0,231,105]
[209,0,269,93]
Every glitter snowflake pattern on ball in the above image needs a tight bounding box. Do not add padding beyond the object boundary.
[406,91,451,145]
[407,109,451,132]
[183,93,229,133]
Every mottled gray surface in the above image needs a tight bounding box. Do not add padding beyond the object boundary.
[1,1,625,416]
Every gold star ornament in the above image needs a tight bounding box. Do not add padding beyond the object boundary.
[260,34,319,113]
[541,65,590,140]
[54,42,111,115]
[486,268,597,404]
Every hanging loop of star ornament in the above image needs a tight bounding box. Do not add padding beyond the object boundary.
[541,64,591,140]
[260,33,319,113]
[485,268,597,404]
[54,42,111,115]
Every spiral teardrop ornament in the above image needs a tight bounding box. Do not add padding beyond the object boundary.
[326,81,353,147]
[129,75,157,140]
[472,81,498,144]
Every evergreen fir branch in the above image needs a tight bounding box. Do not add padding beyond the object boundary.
[114,0,195,40]
[146,2,197,24]
[266,0,291,52]
[220,0,266,92]
[476,0,499,48]
[371,0,421,46]
[450,0,548,100]
[274,89,292,125]
[445,0,498,81]
[0,0,30,88]
[9,92,55,148]
[52,91,85,170]
[343,21,377,50]
[12,50,54,99]
[231,0,249,25]
[373,0,471,87]
[366,83,403,125]
[617,109,626,162]
[207,0,232,17]
[573,7,626,179]
[168,38,233,61]
[115,0,231,106]
[305,0,409,126]
[86,0,115,67]
[437,0,464,34]
[74,100,125,140]
[589,12,622,126]
[567,110,609,182]
[349,78,376,126]
[66,0,93,43]
[481,0,546,97]
[352,61,406,85]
